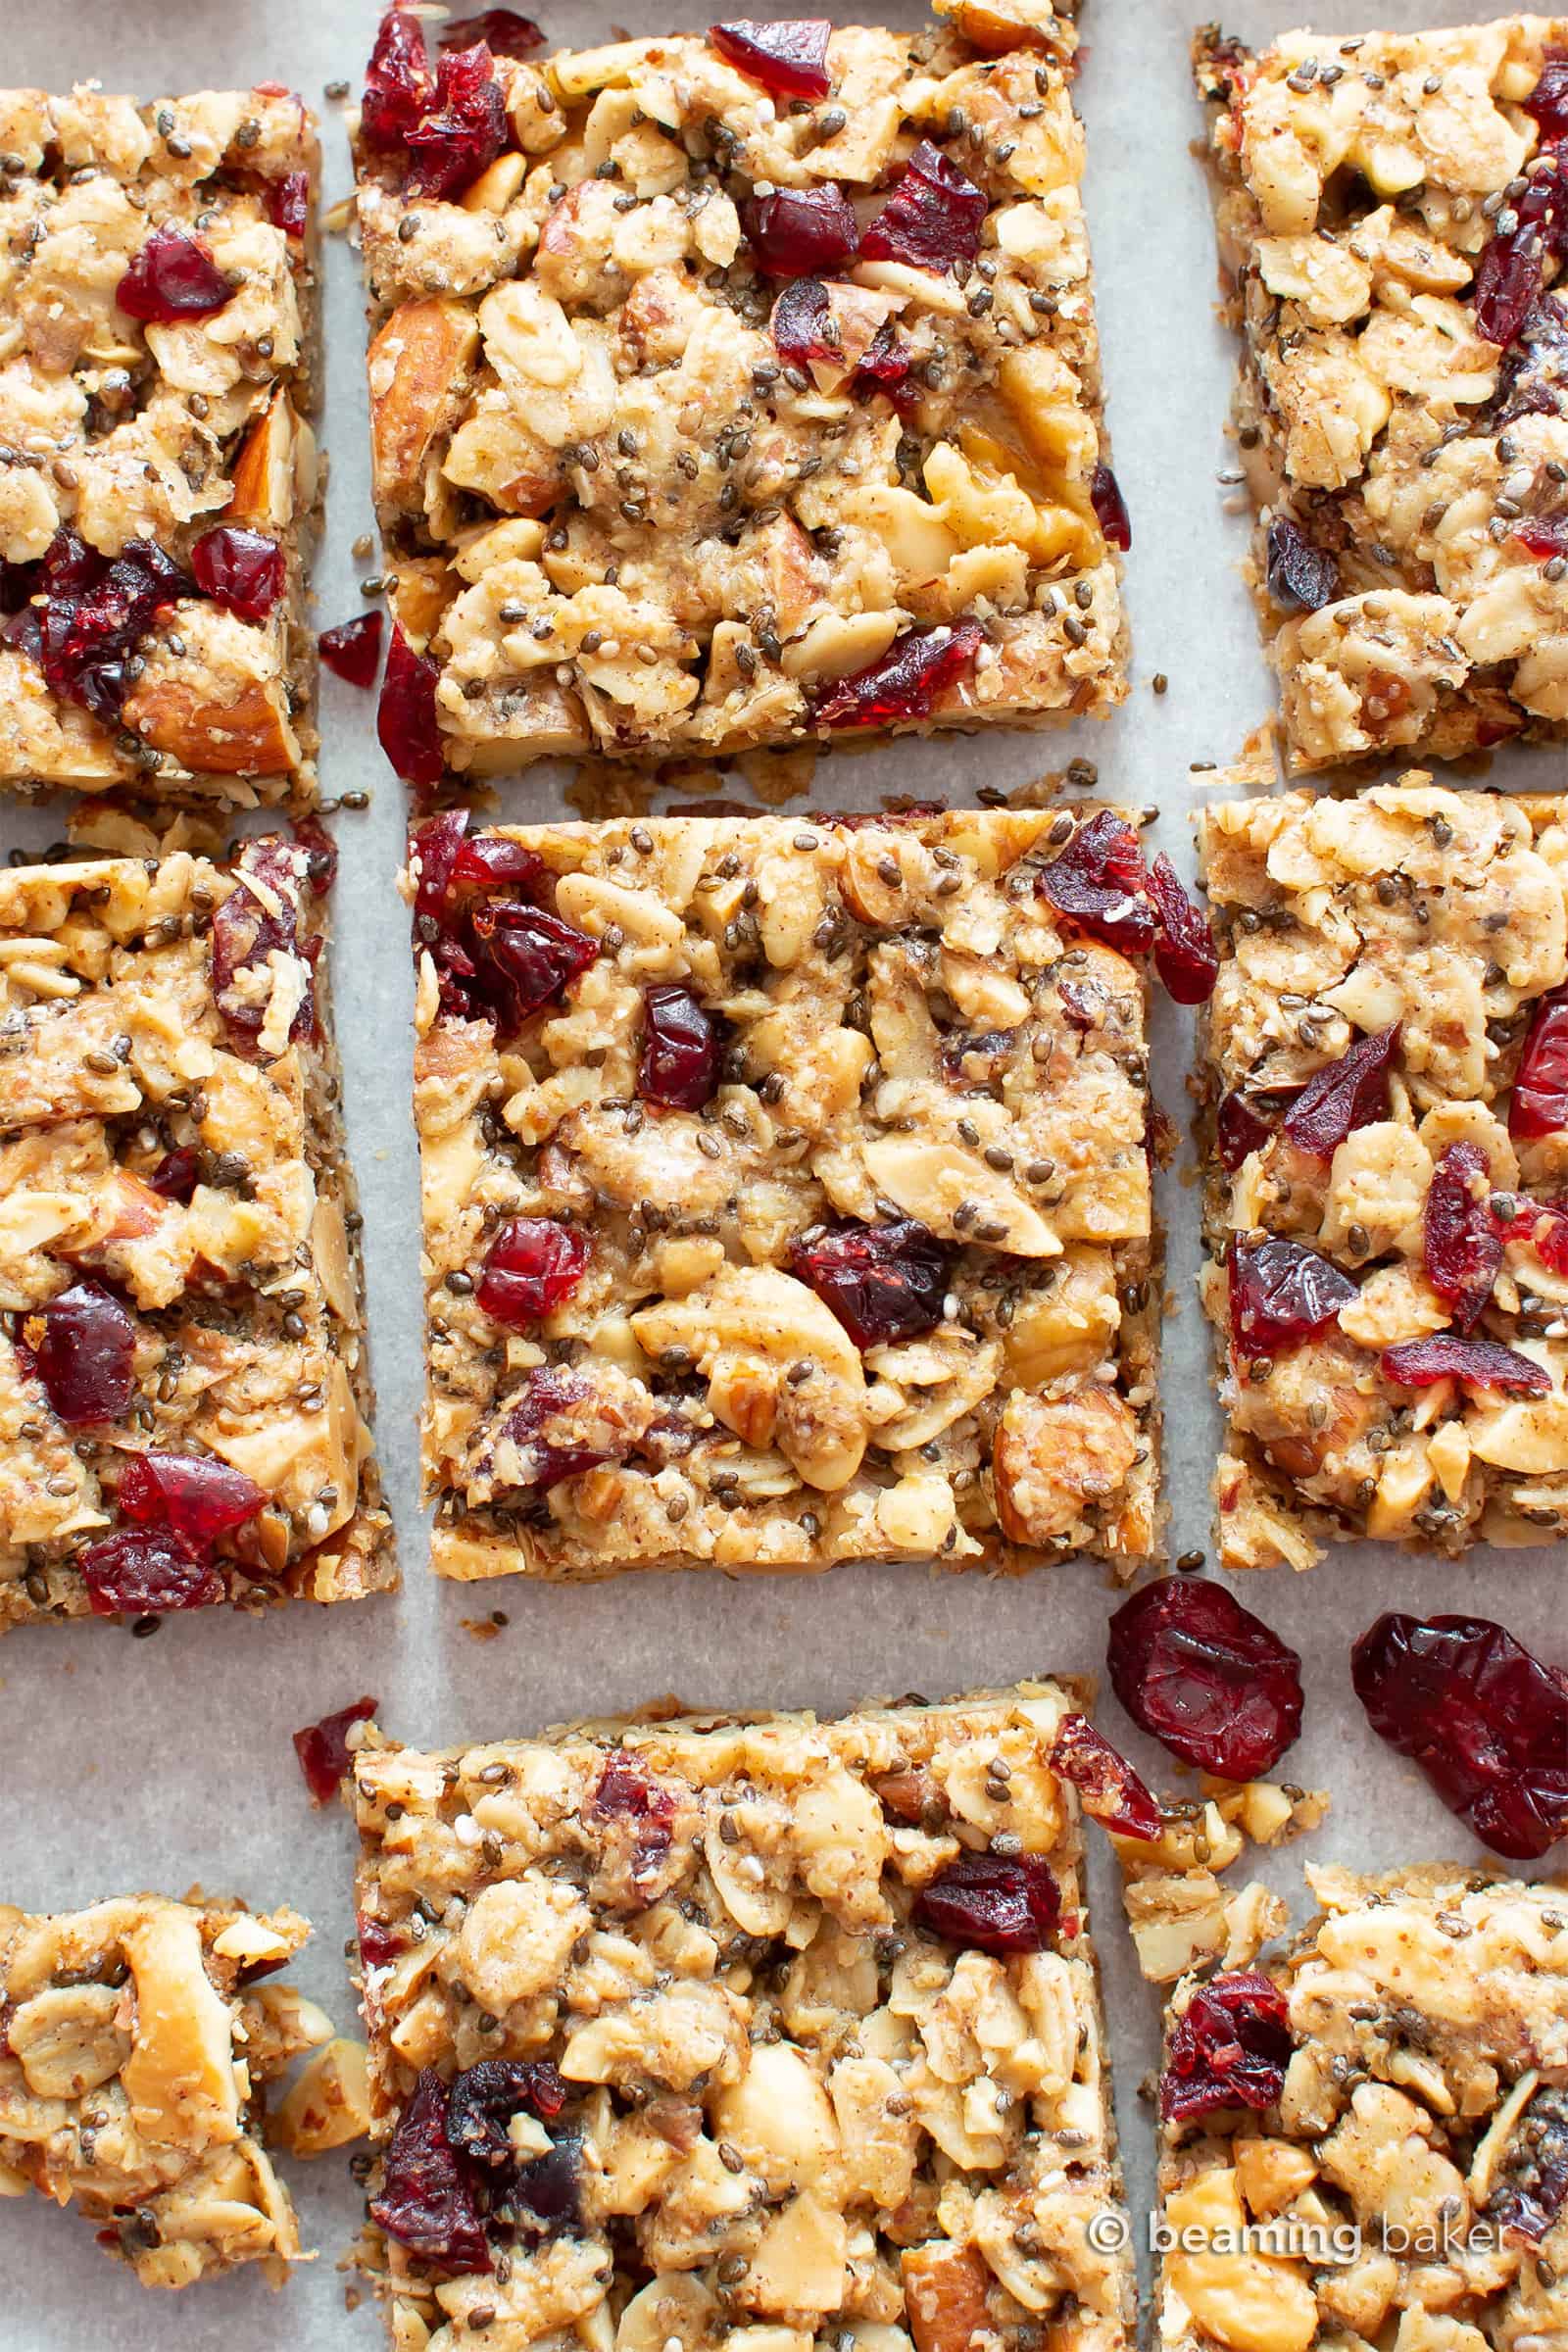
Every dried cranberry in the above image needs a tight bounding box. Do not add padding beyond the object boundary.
[1216,1092,1272,1173]
[190,526,284,624]
[1511,986,1568,1139]
[742,185,859,276]
[589,1750,678,1893]
[1107,1577,1303,1779]
[363,7,432,147]
[447,2060,567,2169]
[1490,293,1568,426]
[1227,1234,1356,1358]
[78,1527,225,1616]
[1473,167,1565,348]
[118,1452,267,1544]
[1160,1972,1293,2125]
[210,840,315,1050]
[358,1912,405,1968]
[33,1281,136,1425]
[476,1218,590,1325]
[293,814,338,894]
[452,833,544,893]
[371,2069,492,2275]
[912,1852,1060,1954]
[293,1696,377,1804]
[1515,511,1568,559]
[1525,44,1568,140]
[1148,855,1217,1004]
[1037,809,1156,956]
[1490,2086,1568,2242]
[1381,1333,1550,1394]
[1423,1141,1501,1332]
[33,530,188,726]
[1351,1611,1568,1860]
[789,1218,950,1349]
[148,1146,200,1201]
[710,19,831,99]
[319,612,384,687]
[378,624,445,789]
[514,2134,583,2233]
[1281,1023,1400,1156]
[406,43,509,201]
[500,1367,616,1490]
[1264,514,1340,611]
[638,985,723,1110]
[1050,1714,1160,1841]
[770,276,839,375]
[861,139,987,274]
[117,225,232,323]
[813,619,982,729]
[854,318,917,413]
[1090,463,1132,552]
[267,171,311,237]
[469,902,599,1027]
[438,8,544,56]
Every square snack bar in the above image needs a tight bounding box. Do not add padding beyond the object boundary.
[1194,20,1568,771]
[0,83,320,807]
[351,1680,1136,2352]
[0,841,394,1629]
[1199,771,1568,1570]
[410,808,1159,1581]
[354,0,1128,781]
[0,1891,329,2288]
[1153,1867,1568,2352]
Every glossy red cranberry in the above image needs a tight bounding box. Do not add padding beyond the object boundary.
[447,2060,568,2171]
[293,814,338,895]
[710,18,831,98]
[638,985,723,1110]
[378,623,445,789]
[1265,514,1339,611]
[513,2133,583,2232]
[589,1750,679,1894]
[78,1528,225,1616]
[454,833,544,894]
[33,529,188,725]
[438,8,544,56]
[117,225,232,323]
[813,618,982,729]
[742,185,859,276]
[319,611,384,687]
[770,276,840,374]
[148,1146,200,1201]
[1148,854,1217,1004]
[1490,2086,1568,2243]
[358,1912,406,1968]
[861,139,987,274]
[1511,986,1568,1138]
[1160,1972,1293,2125]
[293,1696,377,1803]
[1474,168,1564,347]
[1522,1200,1568,1275]
[33,1282,136,1425]
[1281,1023,1400,1156]
[211,840,315,1050]
[1424,1141,1501,1332]
[1107,1577,1303,1779]
[1216,1091,1273,1172]
[500,1367,615,1490]
[1227,1234,1356,1358]
[190,526,284,624]
[913,1852,1060,1953]
[1491,292,1568,426]
[1090,463,1132,552]
[363,7,432,147]
[406,43,509,201]
[118,1452,267,1544]
[371,2068,493,2275]
[853,318,916,412]
[476,1218,590,1326]
[1352,1611,1568,1860]
[1515,512,1568,559]
[789,1219,950,1349]
[1037,809,1156,957]
[1381,1333,1550,1394]
[469,902,599,1028]
[1525,44,1568,140]
[1050,1714,1161,1841]
[266,171,311,237]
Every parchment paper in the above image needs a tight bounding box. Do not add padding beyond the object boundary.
[0,2,1562,2343]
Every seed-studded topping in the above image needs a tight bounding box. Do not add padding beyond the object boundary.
[1107,1578,1303,1780]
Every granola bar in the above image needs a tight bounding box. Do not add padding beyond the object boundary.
[409,807,1160,1581]
[0,839,395,1628]
[1153,1865,1568,2352]
[0,1890,330,2287]
[1194,21,1568,772]
[353,2,1128,784]
[0,84,320,807]
[350,1680,1136,2352]
[1198,769,1568,1569]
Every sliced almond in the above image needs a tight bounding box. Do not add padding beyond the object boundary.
[368,298,480,514]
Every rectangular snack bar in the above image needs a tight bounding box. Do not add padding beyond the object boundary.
[409,806,1160,1581]
[353,1,1128,785]
[1153,1866,1568,2352]
[0,840,395,1628]
[0,83,320,807]
[1198,770,1568,1569]
[351,1680,1136,2352]
[1194,21,1568,771]
[0,1891,329,2287]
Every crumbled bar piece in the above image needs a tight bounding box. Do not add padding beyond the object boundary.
[1114,1780,1328,1985]
[352,3,1128,783]
[1194,22,1568,771]
[408,807,1160,1581]
[0,1891,329,2287]
[351,1681,1136,2352]
[0,85,321,808]
[0,841,395,1627]
[1154,1866,1568,2352]
[1199,769,1568,1568]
